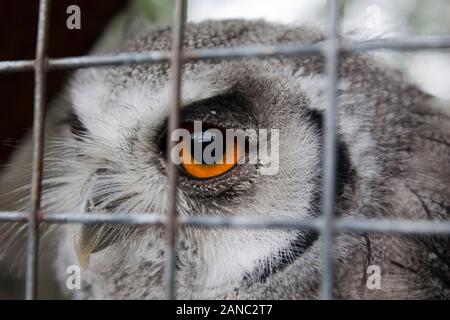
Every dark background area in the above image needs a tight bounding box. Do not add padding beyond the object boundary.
[0,0,128,299]
[0,0,129,166]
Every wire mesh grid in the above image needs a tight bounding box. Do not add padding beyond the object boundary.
[0,0,450,300]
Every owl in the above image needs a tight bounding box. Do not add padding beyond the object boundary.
[0,19,449,299]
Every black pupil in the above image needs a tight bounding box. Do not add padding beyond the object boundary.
[191,131,226,165]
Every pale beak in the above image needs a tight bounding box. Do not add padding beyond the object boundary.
[73,224,115,270]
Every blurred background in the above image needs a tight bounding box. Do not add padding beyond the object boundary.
[188,0,450,102]
[0,0,449,299]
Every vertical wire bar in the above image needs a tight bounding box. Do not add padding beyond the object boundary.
[164,0,187,300]
[320,0,341,300]
[25,0,51,300]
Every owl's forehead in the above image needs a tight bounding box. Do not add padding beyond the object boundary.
[101,19,325,87]
[71,59,310,125]
[122,20,324,54]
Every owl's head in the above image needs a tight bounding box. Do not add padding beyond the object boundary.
[39,20,449,299]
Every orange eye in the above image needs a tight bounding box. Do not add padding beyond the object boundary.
[179,126,241,179]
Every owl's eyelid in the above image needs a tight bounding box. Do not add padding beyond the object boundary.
[178,90,256,130]
[155,90,255,156]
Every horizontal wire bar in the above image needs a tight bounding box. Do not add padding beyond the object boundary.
[1,211,450,235]
[183,42,324,61]
[180,215,324,231]
[1,36,450,73]
[49,51,171,70]
[0,60,35,73]
[335,218,450,235]
[349,35,450,52]
[43,212,163,225]
[0,211,28,222]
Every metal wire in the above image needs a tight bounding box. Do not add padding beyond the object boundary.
[164,0,187,300]
[0,0,449,300]
[2,36,450,73]
[320,0,341,300]
[25,0,51,300]
[2,211,450,235]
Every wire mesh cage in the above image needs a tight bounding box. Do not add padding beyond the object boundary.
[0,0,450,300]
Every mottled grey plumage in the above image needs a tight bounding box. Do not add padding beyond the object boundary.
[0,20,449,299]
